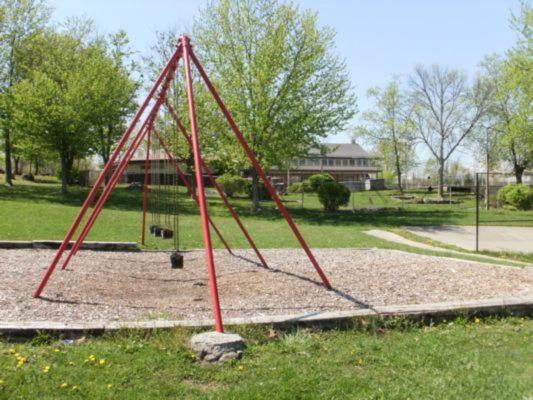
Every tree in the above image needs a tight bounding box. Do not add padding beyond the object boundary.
[192,0,356,211]
[12,28,127,194]
[354,78,415,192]
[499,2,532,183]
[87,31,139,166]
[409,64,492,198]
[0,0,50,185]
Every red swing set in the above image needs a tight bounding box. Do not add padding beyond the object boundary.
[33,35,332,333]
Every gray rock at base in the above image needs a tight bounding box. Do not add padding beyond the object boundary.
[190,331,244,362]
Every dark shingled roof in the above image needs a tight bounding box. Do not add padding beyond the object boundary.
[308,143,371,158]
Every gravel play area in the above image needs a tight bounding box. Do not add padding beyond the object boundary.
[1,248,531,323]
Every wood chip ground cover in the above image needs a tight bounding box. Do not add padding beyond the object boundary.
[0,248,531,323]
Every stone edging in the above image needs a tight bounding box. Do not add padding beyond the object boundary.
[1,296,531,336]
[0,241,139,251]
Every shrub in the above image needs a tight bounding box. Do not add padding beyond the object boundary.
[216,174,247,197]
[287,182,303,193]
[497,184,533,210]
[304,173,335,192]
[317,180,351,212]
[288,182,313,194]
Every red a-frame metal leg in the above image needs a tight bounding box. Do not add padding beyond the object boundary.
[189,45,331,290]
[32,44,183,298]
[183,36,224,332]
[151,129,233,255]
[164,100,269,269]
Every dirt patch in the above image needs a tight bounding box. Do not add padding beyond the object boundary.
[0,248,531,323]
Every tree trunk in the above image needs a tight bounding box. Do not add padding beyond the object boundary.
[14,156,21,175]
[515,167,524,184]
[4,133,13,185]
[35,160,40,176]
[60,155,73,195]
[437,160,444,199]
[485,150,490,210]
[510,141,525,184]
[251,169,260,212]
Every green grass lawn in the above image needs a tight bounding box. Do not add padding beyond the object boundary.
[1,176,532,264]
[0,317,531,399]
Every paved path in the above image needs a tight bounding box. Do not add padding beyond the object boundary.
[365,229,528,266]
[406,225,533,253]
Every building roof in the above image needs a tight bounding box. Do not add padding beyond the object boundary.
[307,143,371,158]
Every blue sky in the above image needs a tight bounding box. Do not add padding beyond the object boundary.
[51,0,521,152]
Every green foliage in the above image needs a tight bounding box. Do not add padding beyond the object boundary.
[354,78,416,191]
[215,174,247,197]
[305,173,335,192]
[11,23,137,194]
[498,184,533,210]
[317,180,351,212]
[287,182,306,194]
[191,0,356,210]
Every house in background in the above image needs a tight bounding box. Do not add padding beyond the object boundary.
[268,143,382,189]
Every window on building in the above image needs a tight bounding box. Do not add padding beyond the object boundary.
[357,159,362,166]
[342,159,349,166]
[328,159,334,166]
[349,159,355,166]
[299,158,306,166]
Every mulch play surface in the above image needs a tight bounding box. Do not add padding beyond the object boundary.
[1,248,531,323]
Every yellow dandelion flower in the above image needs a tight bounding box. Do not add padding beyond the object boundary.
[107,384,113,389]
[72,385,78,391]
[9,348,16,354]
[99,359,106,366]
[357,358,364,365]
[83,359,89,364]
[89,355,96,361]
[475,318,480,324]
[68,361,75,366]
[60,382,68,389]
[42,365,51,373]
[237,365,244,371]
[0,379,4,386]
[53,348,60,353]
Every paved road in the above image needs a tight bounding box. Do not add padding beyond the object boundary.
[406,225,533,253]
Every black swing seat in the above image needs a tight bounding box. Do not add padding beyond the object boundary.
[170,251,184,269]
[151,225,162,236]
[160,229,174,239]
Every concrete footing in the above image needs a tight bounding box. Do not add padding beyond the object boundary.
[190,332,244,362]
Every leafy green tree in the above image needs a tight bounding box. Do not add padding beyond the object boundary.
[499,2,532,183]
[192,0,356,211]
[354,78,416,193]
[89,31,139,166]
[12,28,121,194]
[0,0,50,185]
